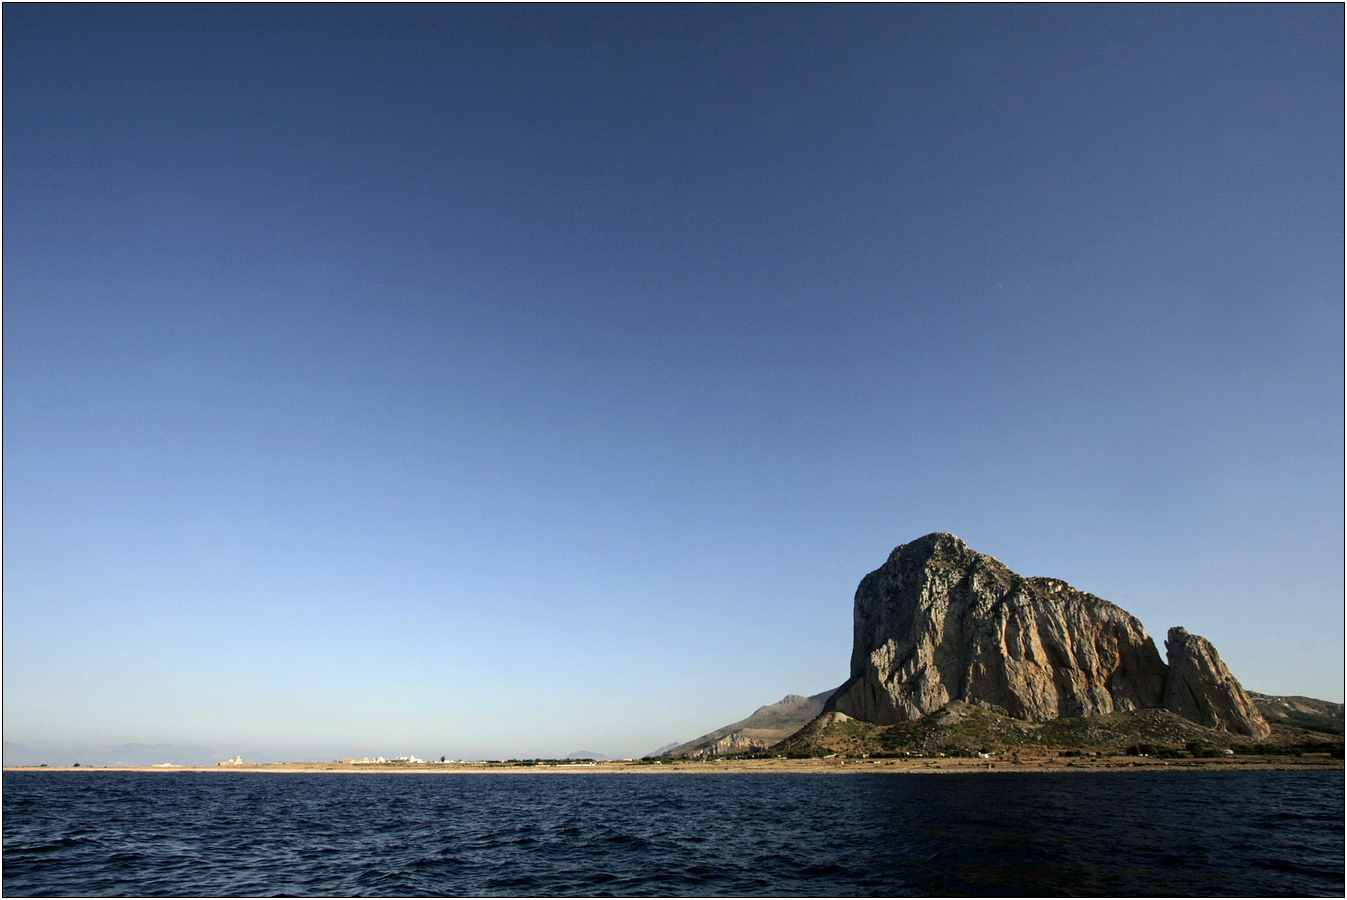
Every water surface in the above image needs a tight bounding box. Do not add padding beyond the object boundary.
[4,770,1342,896]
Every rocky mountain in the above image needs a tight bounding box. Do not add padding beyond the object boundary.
[665,690,837,758]
[1162,627,1268,737]
[566,751,610,761]
[822,533,1270,739]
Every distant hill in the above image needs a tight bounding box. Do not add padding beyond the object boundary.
[1249,693,1344,736]
[665,689,837,758]
[643,743,681,759]
[566,751,610,761]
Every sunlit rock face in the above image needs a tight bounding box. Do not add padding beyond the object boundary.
[1163,627,1271,739]
[824,533,1266,738]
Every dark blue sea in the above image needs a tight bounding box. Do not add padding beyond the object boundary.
[3,770,1342,897]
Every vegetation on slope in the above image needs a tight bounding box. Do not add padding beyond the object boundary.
[1249,693,1344,736]
[759,703,1344,760]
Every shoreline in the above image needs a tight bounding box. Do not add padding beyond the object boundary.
[5,754,1341,776]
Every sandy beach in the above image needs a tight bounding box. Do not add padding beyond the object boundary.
[7,753,1341,776]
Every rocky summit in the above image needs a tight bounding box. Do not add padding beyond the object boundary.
[823,533,1270,739]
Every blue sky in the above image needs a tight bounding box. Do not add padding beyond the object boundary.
[4,4,1342,764]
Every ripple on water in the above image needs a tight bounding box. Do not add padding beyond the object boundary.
[3,771,1343,897]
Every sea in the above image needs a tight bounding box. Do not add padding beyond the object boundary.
[3,770,1342,897]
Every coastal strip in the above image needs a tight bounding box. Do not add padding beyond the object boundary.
[5,754,1341,776]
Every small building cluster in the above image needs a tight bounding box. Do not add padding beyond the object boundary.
[337,755,428,764]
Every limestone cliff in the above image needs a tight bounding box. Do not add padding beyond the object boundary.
[823,533,1267,738]
[1164,627,1270,738]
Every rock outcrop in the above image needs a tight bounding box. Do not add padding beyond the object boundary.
[823,533,1268,738]
[1163,628,1270,738]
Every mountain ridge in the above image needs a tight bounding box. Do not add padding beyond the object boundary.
[663,689,837,758]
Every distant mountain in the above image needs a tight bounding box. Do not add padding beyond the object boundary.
[566,750,610,760]
[3,743,55,766]
[644,743,681,759]
[665,689,838,758]
[1249,693,1344,736]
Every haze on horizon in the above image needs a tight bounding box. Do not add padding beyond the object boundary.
[4,5,1342,765]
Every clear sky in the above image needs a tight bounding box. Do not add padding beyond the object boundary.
[4,4,1342,764]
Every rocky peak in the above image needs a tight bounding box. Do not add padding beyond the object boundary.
[824,534,1268,738]
[1163,627,1270,739]
[885,531,970,561]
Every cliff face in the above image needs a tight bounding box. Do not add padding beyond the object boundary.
[1164,627,1271,739]
[824,533,1268,738]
